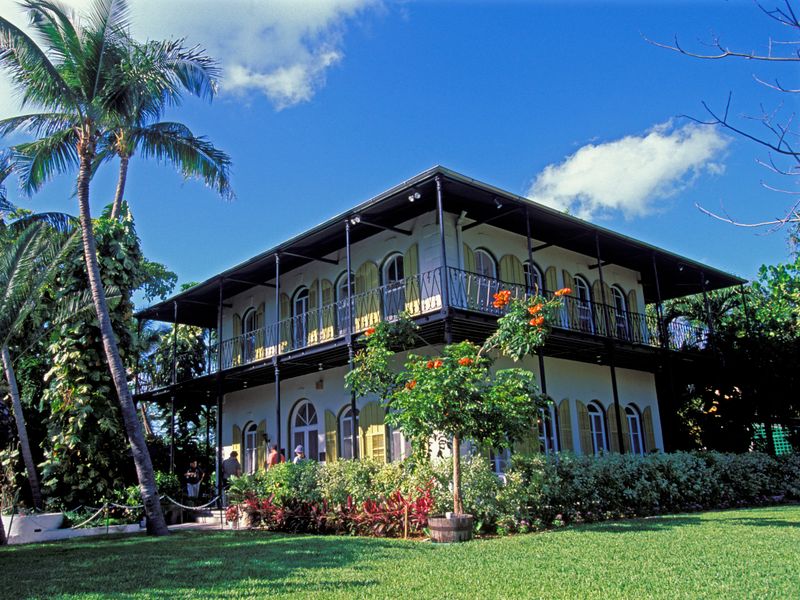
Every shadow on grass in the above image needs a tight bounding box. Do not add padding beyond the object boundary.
[576,511,799,534]
[0,530,423,598]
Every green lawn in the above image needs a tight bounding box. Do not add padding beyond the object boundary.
[1,505,799,599]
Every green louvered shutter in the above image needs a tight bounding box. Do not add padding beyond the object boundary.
[279,293,291,353]
[321,279,335,341]
[355,261,380,331]
[575,400,593,455]
[232,313,242,366]
[558,399,573,451]
[404,243,421,315]
[324,410,338,462]
[257,419,267,470]
[642,407,657,452]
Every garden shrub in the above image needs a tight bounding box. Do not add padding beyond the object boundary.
[225,451,800,538]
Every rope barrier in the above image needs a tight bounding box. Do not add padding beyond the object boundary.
[164,495,220,511]
[70,505,107,529]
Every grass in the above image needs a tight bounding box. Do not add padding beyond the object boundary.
[1,505,799,599]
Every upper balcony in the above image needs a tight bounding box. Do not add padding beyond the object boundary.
[135,266,707,394]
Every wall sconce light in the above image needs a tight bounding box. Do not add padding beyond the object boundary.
[494,197,503,210]
[408,191,421,202]
[678,264,685,272]
[349,215,361,226]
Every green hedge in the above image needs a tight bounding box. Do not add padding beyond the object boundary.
[226,451,800,536]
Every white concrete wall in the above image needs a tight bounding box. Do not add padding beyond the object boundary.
[220,351,663,462]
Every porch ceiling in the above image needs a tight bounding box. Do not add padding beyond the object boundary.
[136,166,745,327]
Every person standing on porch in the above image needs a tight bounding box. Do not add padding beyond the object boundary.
[184,460,204,498]
[293,445,305,464]
[266,445,284,469]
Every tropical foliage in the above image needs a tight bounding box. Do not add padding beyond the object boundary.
[346,289,568,514]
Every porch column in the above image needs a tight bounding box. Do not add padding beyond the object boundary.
[345,219,359,458]
[169,396,175,473]
[595,232,626,454]
[652,253,677,451]
[274,253,282,458]
[436,175,451,342]
[215,277,224,505]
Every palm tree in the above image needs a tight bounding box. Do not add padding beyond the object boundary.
[0,0,178,534]
[101,38,232,219]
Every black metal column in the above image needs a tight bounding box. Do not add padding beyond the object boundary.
[215,278,224,505]
[527,205,550,447]
[169,301,178,473]
[274,254,282,458]
[436,175,451,343]
[700,270,717,354]
[651,253,676,451]
[345,220,359,458]
[595,232,626,453]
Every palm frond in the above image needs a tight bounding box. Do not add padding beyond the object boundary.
[12,128,79,195]
[0,112,76,139]
[134,122,234,200]
[0,11,77,113]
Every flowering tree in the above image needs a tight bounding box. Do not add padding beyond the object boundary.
[346,287,570,515]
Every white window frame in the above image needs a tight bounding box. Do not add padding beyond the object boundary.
[587,401,607,455]
[538,405,559,454]
[474,248,499,310]
[339,406,354,460]
[626,404,645,455]
[242,307,258,363]
[292,287,309,348]
[382,253,405,320]
[335,272,353,336]
[244,422,258,474]
[612,286,629,340]
[574,276,593,333]
[524,261,544,293]
[291,400,319,460]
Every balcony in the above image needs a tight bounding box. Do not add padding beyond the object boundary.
[135,267,707,393]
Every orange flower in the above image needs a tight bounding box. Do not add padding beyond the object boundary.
[492,289,512,308]
[405,380,417,390]
[433,359,444,368]
[554,287,572,297]
[458,357,474,366]
[365,327,376,336]
[426,360,435,369]
[529,316,545,327]
[528,303,543,315]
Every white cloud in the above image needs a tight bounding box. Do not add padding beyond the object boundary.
[0,0,379,114]
[527,122,730,220]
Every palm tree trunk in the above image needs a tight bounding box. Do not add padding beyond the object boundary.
[76,150,169,536]
[109,154,129,220]
[0,508,6,545]
[140,401,153,436]
[452,434,463,515]
[2,344,43,511]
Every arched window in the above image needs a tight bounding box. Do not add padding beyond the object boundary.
[335,272,353,336]
[611,286,629,340]
[574,276,593,333]
[339,406,355,459]
[524,261,544,293]
[474,248,499,309]
[292,287,309,349]
[538,405,559,454]
[291,400,319,460]
[243,422,258,474]
[382,253,405,320]
[587,401,607,455]
[242,308,258,363]
[626,404,645,455]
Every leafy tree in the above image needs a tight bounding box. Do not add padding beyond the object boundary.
[347,289,568,515]
[0,0,230,534]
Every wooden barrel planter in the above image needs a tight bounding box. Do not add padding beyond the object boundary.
[428,514,474,543]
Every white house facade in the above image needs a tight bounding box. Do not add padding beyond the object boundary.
[135,167,743,488]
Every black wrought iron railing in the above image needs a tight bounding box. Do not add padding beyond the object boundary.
[135,266,708,393]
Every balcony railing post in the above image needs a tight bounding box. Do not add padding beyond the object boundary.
[436,176,451,342]
[274,253,282,459]
[345,219,359,459]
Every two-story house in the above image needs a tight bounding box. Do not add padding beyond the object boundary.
[135,166,744,488]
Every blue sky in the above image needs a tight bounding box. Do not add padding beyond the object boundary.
[2,1,798,305]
